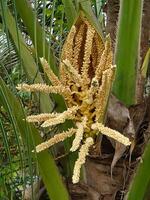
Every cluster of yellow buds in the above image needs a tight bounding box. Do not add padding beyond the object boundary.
[17,15,131,183]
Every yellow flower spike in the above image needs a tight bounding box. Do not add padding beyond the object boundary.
[72,137,94,184]
[63,59,83,86]
[95,65,116,121]
[70,117,87,152]
[91,33,104,71]
[60,25,76,86]
[81,22,95,88]
[17,83,73,103]
[40,57,61,86]
[26,113,58,123]
[34,128,76,153]
[91,123,131,146]
[17,15,131,184]
[70,122,84,152]
[73,24,86,71]
[16,83,70,96]
[41,106,79,127]
[95,35,112,81]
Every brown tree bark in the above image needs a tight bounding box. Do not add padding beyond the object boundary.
[105,0,150,103]
[105,0,119,50]
[106,0,150,60]
[136,0,150,103]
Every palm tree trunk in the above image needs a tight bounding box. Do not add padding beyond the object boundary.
[106,0,150,103]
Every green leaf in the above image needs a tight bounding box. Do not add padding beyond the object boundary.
[127,139,150,200]
[0,6,53,113]
[14,0,58,75]
[113,0,143,106]
[10,0,69,114]
[0,77,69,200]
[79,0,104,38]
[141,48,150,78]
[62,0,103,38]
[62,0,77,28]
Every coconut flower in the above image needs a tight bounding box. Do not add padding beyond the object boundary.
[17,16,131,184]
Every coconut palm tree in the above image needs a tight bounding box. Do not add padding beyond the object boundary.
[0,0,150,199]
